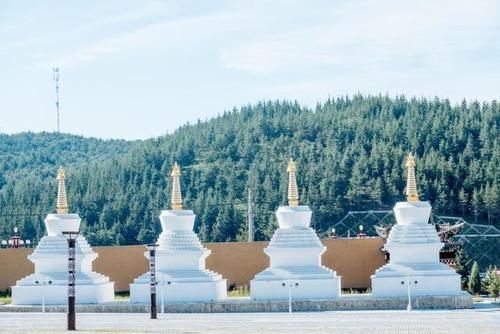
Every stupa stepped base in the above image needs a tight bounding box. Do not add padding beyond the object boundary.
[251,204,342,301]
[11,235,115,305]
[251,266,341,300]
[12,273,114,305]
[14,271,111,286]
[130,270,227,303]
[371,262,462,297]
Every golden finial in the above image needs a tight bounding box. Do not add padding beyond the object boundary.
[171,162,183,210]
[56,166,69,214]
[287,159,299,207]
[405,153,419,202]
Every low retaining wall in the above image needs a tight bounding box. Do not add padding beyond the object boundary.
[0,293,472,313]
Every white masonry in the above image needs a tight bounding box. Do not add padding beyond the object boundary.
[130,162,227,303]
[371,201,463,297]
[129,209,227,303]
[11,213,115,304]
[251,159,341,300]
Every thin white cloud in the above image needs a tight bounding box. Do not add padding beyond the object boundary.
[0,5,164,53]
[219,0,500,74]
[43,10,242,68]
[1,0,499,139]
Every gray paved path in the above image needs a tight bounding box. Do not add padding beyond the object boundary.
[0,308,498,333]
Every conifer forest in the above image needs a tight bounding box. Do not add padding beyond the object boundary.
[0,95,498,247]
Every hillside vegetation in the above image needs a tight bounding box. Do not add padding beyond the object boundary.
[0,132,132,240]
[0,96,498,245]
[0,132,131,181]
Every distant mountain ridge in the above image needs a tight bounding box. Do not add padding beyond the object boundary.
[0,96,498,246]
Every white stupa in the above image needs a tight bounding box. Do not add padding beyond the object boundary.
[12,167,114,305]
[251,159,341,300]
[130,163,227,303]
[371,154,463,297]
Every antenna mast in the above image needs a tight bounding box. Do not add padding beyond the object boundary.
[53,68,60,133]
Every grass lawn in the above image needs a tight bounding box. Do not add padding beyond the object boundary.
[114,291,130,301]
[0,296,11,305]
[228,287,250,297]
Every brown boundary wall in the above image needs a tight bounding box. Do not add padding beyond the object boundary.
[0,248,34,292]
[0,238,385,292]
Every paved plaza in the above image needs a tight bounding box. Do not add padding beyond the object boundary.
[0,308,498,334]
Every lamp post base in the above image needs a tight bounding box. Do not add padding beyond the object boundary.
[67,296,76,330]
[150,293,157,319]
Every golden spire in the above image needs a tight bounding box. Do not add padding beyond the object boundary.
[56,166,69,214]
[287,159,299,207]
[405,153,419,202]
[171,162,183,210]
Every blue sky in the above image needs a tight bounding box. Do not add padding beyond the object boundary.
[1,0,499,139]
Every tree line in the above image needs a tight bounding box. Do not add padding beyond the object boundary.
[0,95,498,246]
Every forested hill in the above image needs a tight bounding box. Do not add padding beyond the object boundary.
[0,132,133,240]
[0,96,498,245]
[0,132,132,183]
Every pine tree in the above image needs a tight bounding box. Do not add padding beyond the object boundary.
[455,248,470,290]
[458,188,468,218]
[483,266,500,300]
[211,205,238,242]
[468,261,481,295]
[483,183,498,225]
[370,178,384,207]
[472,188,482,224]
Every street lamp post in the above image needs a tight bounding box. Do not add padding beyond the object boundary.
[35,277,53,312]
[159,281,172,314]
[282,280,299,313]
[403,275,418,312]
[11,227,20,248]
[331,227,337,239]
[1,232,30,248]
[357,225,366,238]
[147,244,159,319]
[62,231,79,331]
